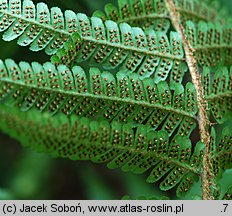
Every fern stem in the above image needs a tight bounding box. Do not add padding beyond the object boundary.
[165,0,214,200]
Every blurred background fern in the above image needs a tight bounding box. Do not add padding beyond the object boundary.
[0,0,231,200]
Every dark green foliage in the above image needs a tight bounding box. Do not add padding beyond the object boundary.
[0,0,231,199]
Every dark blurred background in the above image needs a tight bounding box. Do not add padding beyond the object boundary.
[0,0,231,200]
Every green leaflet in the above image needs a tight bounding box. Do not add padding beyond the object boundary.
[208,126,232,182]
[0,0,188,83]
[93,0,170,32]
[0,59,197,138]
[202,67,232,124]
[51,18,186,84]
[0,0,231,81]
[0,104,202,197]
[174,0,229,26]
[51,10,231,78]
[1,59,230,198]
[211,127,232,179]
[92,0,226,32]
[0,0,224,56]
[185,21,232,66]
[0,0,71,54]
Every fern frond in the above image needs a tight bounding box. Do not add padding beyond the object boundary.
[0,0,73,54]
[51,19,186,83]
[202,67,232,123]
[0,59,197,139]
[174,0,227,25]
[0,0,231,200]
[210,127,232,178]
[92,0,226,32]
[51,17,232,76]
[93,0,171,32]
[185,21,232,66]
[1,0,230,79]
[0,104,204,197]
[0,0,188,82]
[0,57,230,197]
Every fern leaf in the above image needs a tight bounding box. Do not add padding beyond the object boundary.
[0,0,74,54]
[93,0,170,32]
[51,18,186,84]
[5,59,228,197]
[0,0,231,200]
[202,67,232,123]
[0,59,197,138]
[92,0,226,32]
[51,16,231,76]
[1,0,230,79]
[0,104,203,197]
[0,0,188,82]
[185,21,232,66]
[211,127,232,178]
[1,58,230,196]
